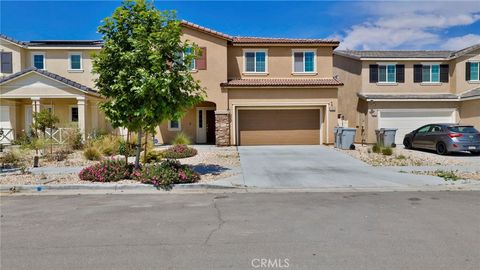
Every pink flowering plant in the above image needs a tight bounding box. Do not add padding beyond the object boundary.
[132,159,200,189]
[162,145,197,159]
[79,158,134,182]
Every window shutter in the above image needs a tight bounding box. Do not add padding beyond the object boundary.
[440,64,449,83]
[396,64,405,83]
[196,47,207,70]
[1,52,13,73]
[413,64,422,83]
[466,62,471,81]
[369,64,378,83]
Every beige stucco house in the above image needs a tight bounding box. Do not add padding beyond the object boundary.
[1,20,479,146]
[334,45,480,145]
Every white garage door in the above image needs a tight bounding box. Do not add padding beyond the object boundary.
[0,106,14,144]
[378,110,455,145]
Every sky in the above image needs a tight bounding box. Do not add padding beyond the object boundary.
[1,0,480,50]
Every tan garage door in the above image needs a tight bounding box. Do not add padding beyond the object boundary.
[238,109,320,145]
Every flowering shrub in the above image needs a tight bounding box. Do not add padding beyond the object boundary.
[79,158,134,182]
[132,159,200,188]
[162,145,197,159]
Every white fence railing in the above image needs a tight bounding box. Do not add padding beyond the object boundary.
[0,128,14,145]
[44,128,74,144]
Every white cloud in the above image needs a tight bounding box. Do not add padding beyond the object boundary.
[336,2,480,50]
[442,34,480,50]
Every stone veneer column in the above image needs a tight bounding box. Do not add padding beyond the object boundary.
[215,110,230,146]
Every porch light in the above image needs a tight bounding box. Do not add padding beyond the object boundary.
[329,102,336,112]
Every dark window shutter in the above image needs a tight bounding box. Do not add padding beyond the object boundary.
[196,47,207,70]
[466,62,471,81]
[396,64,405,83]
[1,52,13,73]
[440,64,449,83]
[369,64,378,83]
[414,64,422,83]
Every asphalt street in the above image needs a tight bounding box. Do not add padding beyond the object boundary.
[1,191,479,270]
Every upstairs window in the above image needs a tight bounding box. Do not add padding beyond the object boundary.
[33,53,45,69]
[422,64,440,83]
[244,50,267,73]
[0,52,13,73]
[378,64,396,83]
[467,62,479,81]
[69,53,82,70]
[293,50,315,73]
[184,47,196,71]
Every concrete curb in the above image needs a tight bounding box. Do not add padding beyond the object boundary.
[0,182,239,193]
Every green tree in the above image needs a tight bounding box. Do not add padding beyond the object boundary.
[32,109,59,154]
[93,0,204,168]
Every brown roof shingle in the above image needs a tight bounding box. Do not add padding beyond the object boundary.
[220,78,343,87]
[232,37,339,45]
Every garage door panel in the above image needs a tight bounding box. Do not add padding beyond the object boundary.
[238,109,320,145]
[378,110,455,145]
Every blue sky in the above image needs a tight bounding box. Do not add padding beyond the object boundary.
[1,1,480,50]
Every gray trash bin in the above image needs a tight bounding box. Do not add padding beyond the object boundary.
[340,128,356,150]
[334,127,343,148]
[380,128,398,148]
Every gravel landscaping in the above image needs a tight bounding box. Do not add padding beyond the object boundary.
[335,144,479,167]
[0,145,241,186]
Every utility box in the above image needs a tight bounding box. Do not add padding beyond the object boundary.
[339,128,356,150]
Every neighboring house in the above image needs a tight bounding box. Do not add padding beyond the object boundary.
[0,35,110,144]
[334,45,480,145]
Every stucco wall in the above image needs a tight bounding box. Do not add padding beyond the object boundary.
[182,28,229,110]
[451,48,480,94]
[360,60,453,93]
[459,99,480,128]
[227,46,334,79]
[0,40,25,76]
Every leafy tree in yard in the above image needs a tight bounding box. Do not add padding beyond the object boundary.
[32,109,59,155]
[93,0,205,168]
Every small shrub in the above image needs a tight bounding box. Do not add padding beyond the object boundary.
[172,132,191,145]
[12,132,31,147]
[64,128,83,150]
[396,154,406,160]
[0,149,27,167]
[44,149,72,162]
[132,159,200,189]
[382,147,393,156]
[97,135,121,156]
[79,158,134,182]
[84,147,101,161]
[435,170,460,181]
[371,144,382,153]
[162,145,197,159]
[142,150,164,163]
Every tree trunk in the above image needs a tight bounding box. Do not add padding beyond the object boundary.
[134,130,142,169]
[125,131,130,166]
[143,132,148,165]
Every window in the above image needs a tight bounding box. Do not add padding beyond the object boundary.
[244,50,267,73]
[470,62,479,81]
[0,52,13,73]
[422,64,440,83]
[184,47,196,71]
[168,119,181,131]
[69,53,82,70]
[378,64,396,83]
[417,125,431,133]
[293,50,316,73]
[32,53,45,69]
[71,107,79,122]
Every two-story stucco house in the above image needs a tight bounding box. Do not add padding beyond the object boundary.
[1,20,479,147]
[1,21,343,146]
[334,45,480,145]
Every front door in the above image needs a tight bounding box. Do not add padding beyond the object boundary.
[206,110,216,144]
[196,108,216,144]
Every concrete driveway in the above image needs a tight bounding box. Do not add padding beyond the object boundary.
[234,145,446,188]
